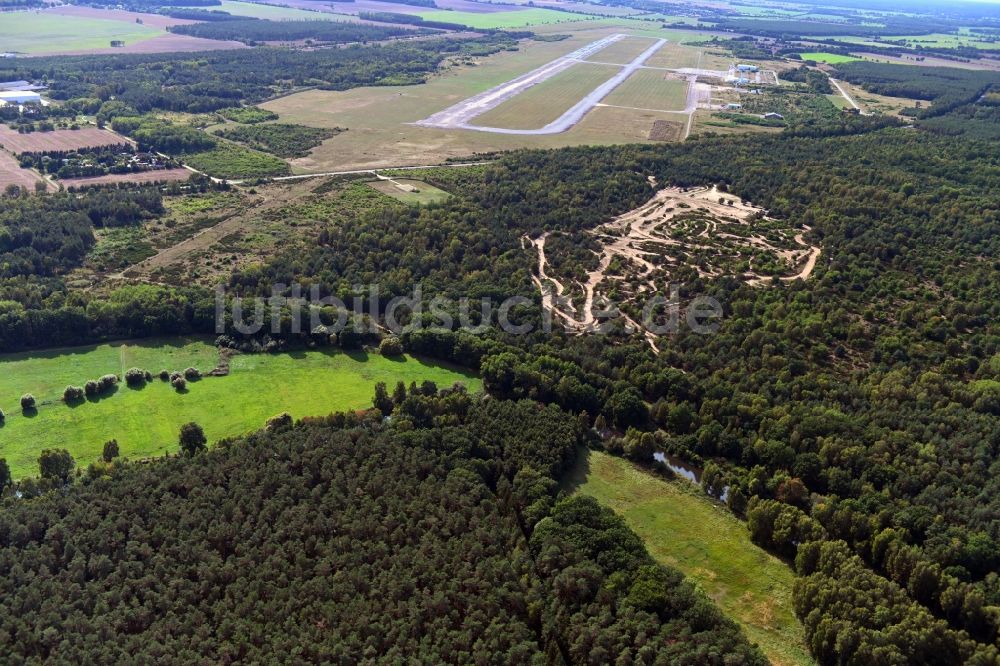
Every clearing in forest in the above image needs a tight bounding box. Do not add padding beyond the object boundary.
[0,340,481,479]
[569,449,815,666]
[526,184,820,343]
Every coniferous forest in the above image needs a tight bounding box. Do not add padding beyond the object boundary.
[1,2,999,664]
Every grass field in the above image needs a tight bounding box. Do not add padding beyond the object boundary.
[602,70,688,111]
[261,29,695,172]
[473,62,619,130]
[0,12,161,54]
[367,178,451,205]
[0,339,481,478]
[797,52,861,64]
[216,0,341,20]
[569,450,814,666]
[588,35,661,64]
[416,8,588,28]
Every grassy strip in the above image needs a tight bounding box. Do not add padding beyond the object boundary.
[568,449,815,666]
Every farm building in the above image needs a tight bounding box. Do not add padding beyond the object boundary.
[763,112,784,120]
[736,64,759,72]
[0,91,41,105]
[724,103,743,110]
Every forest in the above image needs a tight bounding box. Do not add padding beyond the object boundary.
[0,394,765,665]
[0,19,998,662]
[168,18,420,45]
[0,35,514,114]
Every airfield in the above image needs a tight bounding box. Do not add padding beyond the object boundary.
[264,26,785,172]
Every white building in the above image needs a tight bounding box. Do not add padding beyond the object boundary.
[0,91,41,105]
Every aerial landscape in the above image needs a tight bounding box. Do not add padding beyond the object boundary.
[0,0,998,662]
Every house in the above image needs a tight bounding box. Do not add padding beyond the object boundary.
[763,112,784,120]
[0,91,41,105]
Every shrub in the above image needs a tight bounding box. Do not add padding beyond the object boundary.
[178,422,207,455]
[171,376,187,392]
[85,380,99,396]
[102,439,120,462]
[266,413,293,431]
[0,408,5,423]
[97,374,119,393]
[124,367,147,387]
[183,367,201,381]
[20,394,35,411]
[63,386,85,403]
[378,336,404,357]
[159,370,170,381]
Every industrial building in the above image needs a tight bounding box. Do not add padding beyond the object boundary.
[0,91,42,105]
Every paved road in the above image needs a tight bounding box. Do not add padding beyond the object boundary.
[459,38,668,136]
[417,34,627,130]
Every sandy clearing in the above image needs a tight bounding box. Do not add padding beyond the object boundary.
[527,185,821,348]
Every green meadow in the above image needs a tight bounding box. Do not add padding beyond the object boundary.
[570,449,814,666]
[216,0,341,20]
[0,13,160,54]
[416,8,590,29]
[797,52,861,64]
[0,339,480,479]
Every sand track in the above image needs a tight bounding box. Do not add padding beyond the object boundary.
[528,184,821,348]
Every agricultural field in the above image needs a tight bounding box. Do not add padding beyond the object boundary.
[216,0,343,21]
[0,339,481,478]
[472,62,619,130]
[569,449,814,666]
[367,178,452,205]
[0,11,161,55]
[797,52,861,64]
[601,70,689,111]
[0,148,47,193]
[0,126,131,155]
[61,168,192,189]
[414,8,590,28]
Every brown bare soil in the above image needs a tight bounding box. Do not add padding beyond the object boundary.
[0,148,48,192]
[44,5,197,28]
[60,169,192,189]
[648,119,682,141]
[0,126,132,154]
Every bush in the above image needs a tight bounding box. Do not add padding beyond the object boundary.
[63,386,85,403]
[85,380,99,396]
[0,408,5,423]
[171,376,187,392]
[266,413,293,431]
[178,422,207,455]
[378,336,404,357]
[102,439,120,462]
[20,394,35,411]
[124,367,147,387]
[159,370,170,381]
[183,367,201,381]
[97,374,119,393]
